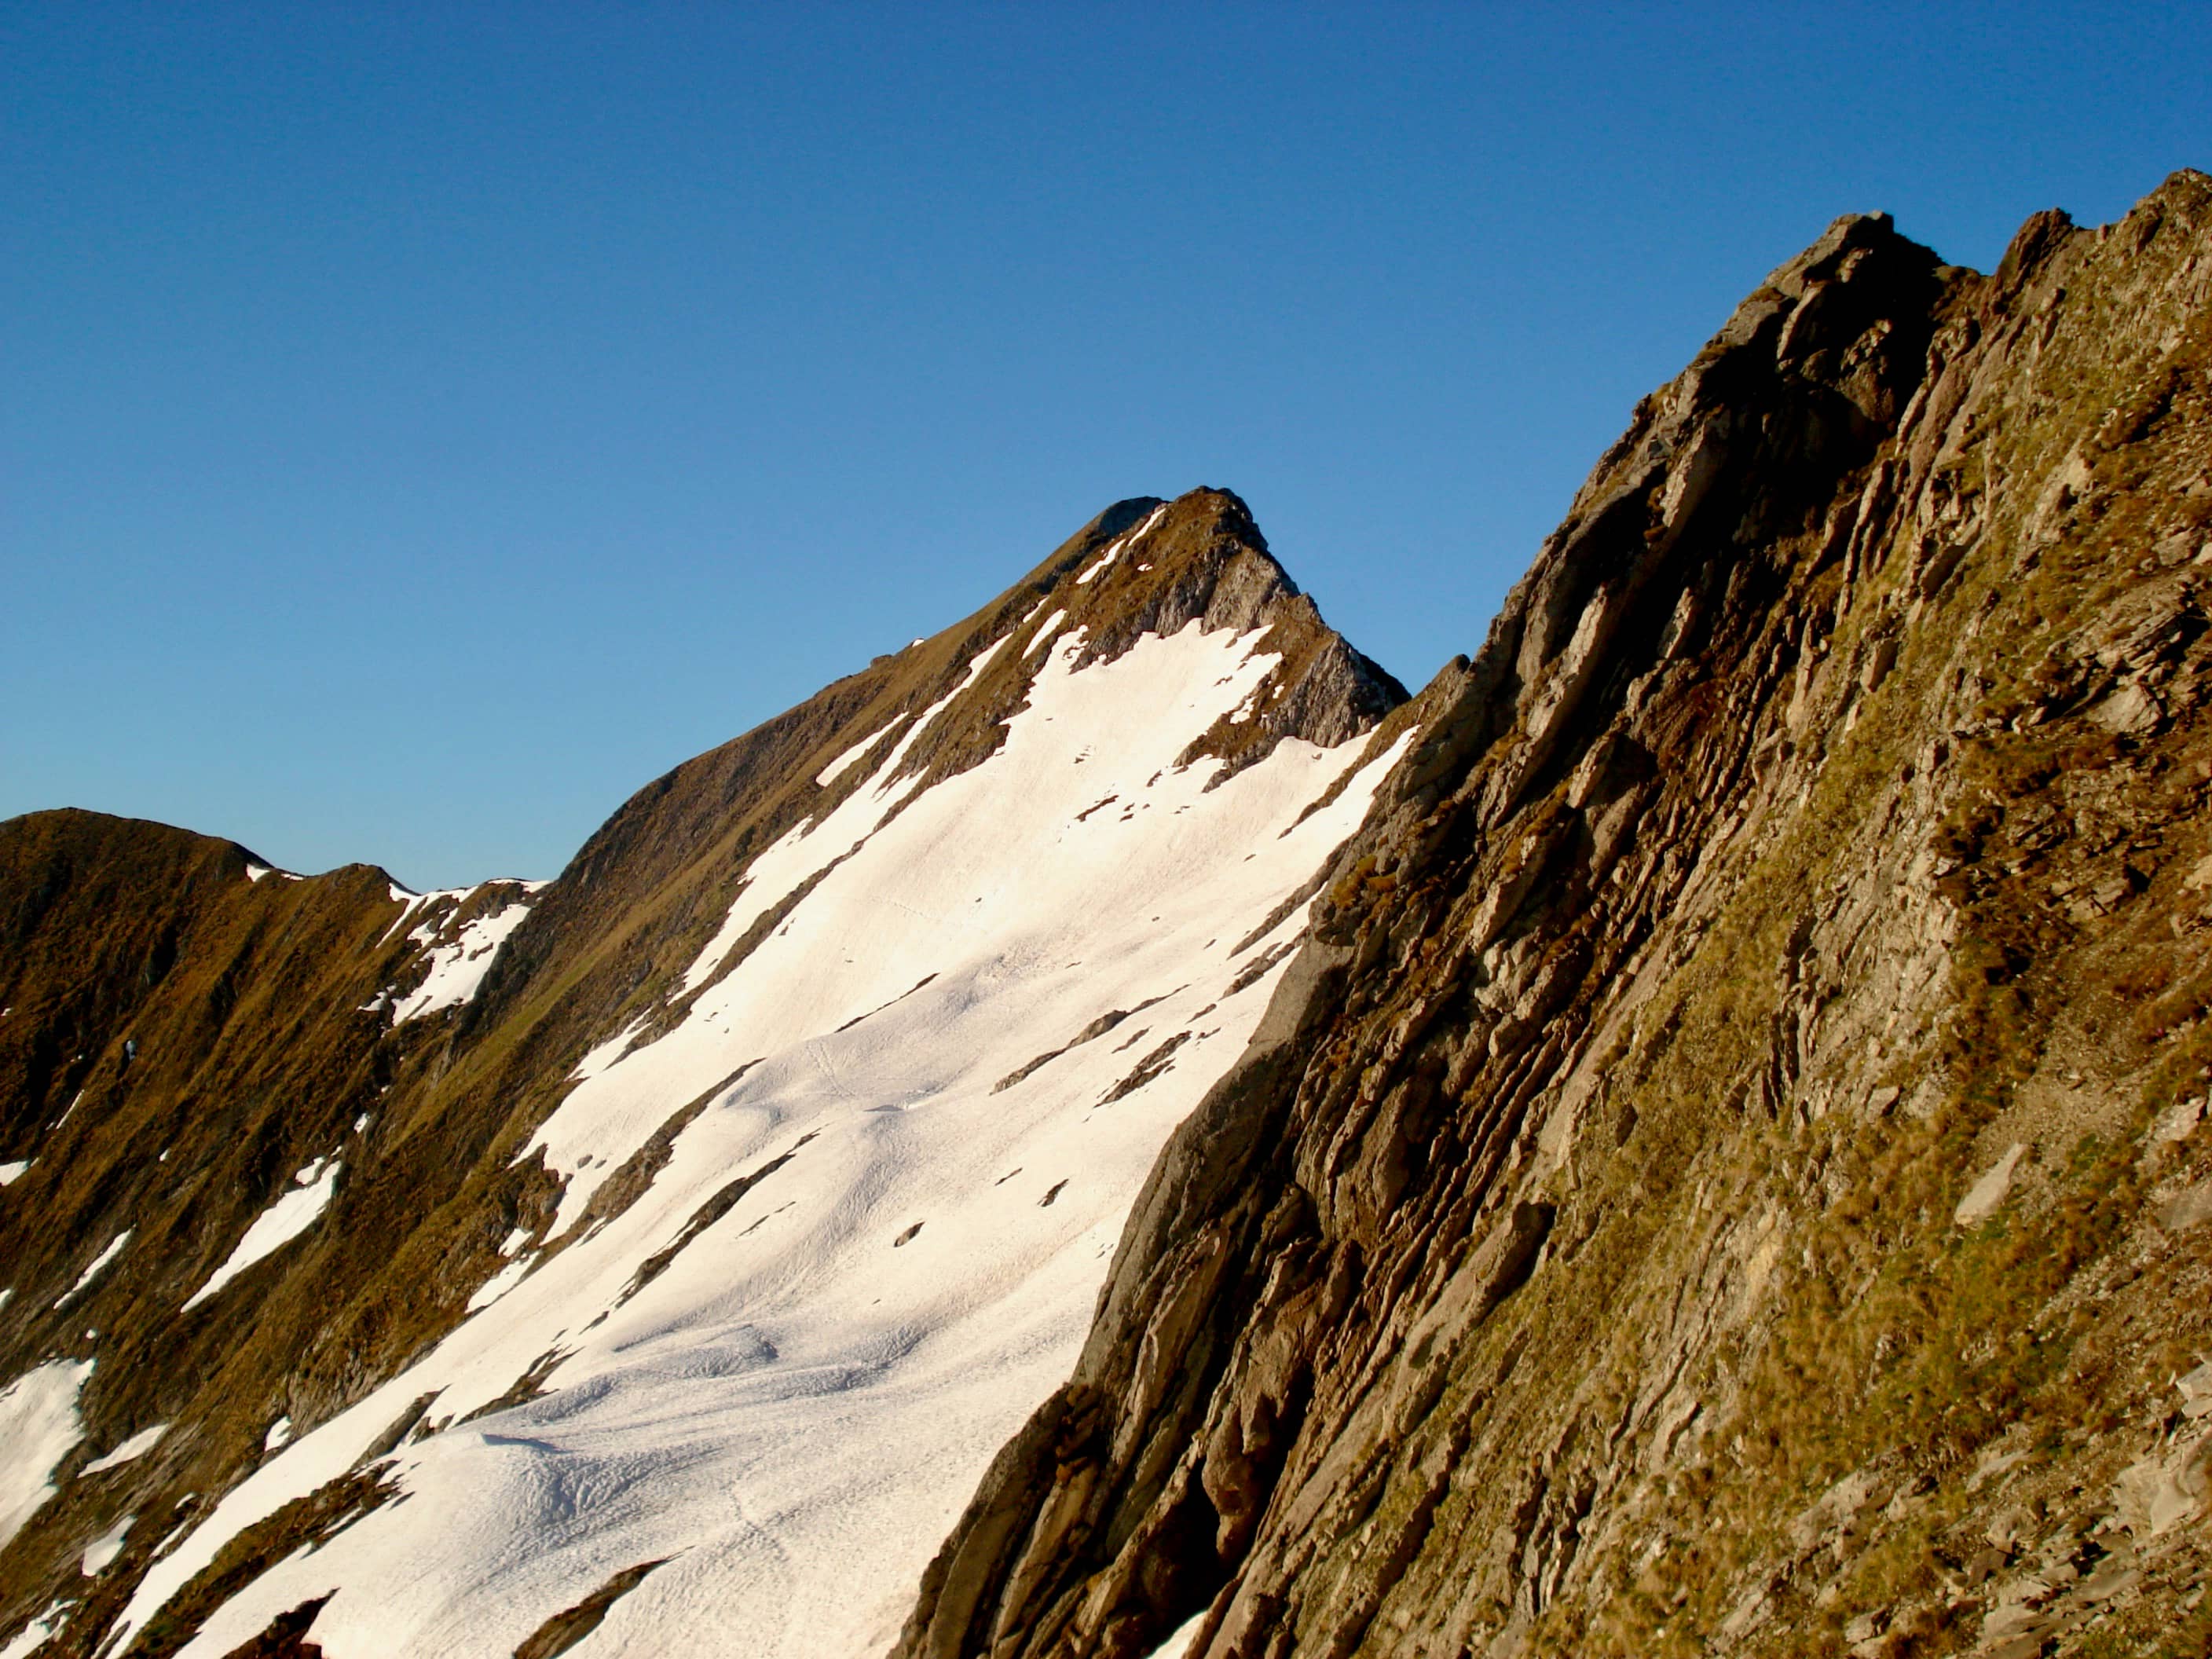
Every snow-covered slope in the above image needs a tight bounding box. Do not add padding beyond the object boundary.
[112,615,1410,1659]
[0,489,1412,1658]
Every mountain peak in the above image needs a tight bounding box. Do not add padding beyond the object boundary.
[1011,486,1405,760]
[0,474,1426,1658]
[1021,487,1288,627]
[786,485,1404,831]
[467,489,1407,1066]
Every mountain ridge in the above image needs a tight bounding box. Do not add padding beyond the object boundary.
[893,170,2212,1659]
[0,485,1408,1658]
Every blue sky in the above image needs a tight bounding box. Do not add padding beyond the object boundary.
[4,4,2206,888]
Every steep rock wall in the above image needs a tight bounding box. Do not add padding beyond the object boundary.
[897,173,2212,1659]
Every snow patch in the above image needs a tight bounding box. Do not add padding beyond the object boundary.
[0,1359,95,1550]
[1024,610,1067,658]
[378,884,434,945]
[1074,537,1126,585]
[0,1599,70,1659]
[0,1162,27,1186]
[1075,506,1169,589]
[149,1514,194,1561]
[53,1232,130,1310]
[390,898,534,1024]
[181,1160,341,1310]
[81,1515,132,1575]
[82,1424,170,1474]
[815,719,906,789]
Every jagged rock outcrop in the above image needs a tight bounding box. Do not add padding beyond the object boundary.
[895,174,2212,1659]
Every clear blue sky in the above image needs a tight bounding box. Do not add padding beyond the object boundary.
[4,4,2205,888]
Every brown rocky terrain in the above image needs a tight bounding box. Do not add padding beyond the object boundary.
[0,815,544,1655]
[894,172,2212,1659]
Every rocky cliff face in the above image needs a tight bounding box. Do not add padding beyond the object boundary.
[0,489,1404,1658]
[895,174,2212,1659]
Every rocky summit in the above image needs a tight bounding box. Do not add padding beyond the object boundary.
[5,172,2212,1659]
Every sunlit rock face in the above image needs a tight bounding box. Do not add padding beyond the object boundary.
[895,174,2212,1659]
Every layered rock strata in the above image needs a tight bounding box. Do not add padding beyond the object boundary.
[897,173,2212,1659]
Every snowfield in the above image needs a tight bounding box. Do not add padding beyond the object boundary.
[0,1359,94,1553]
[112,617,1412,1659]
